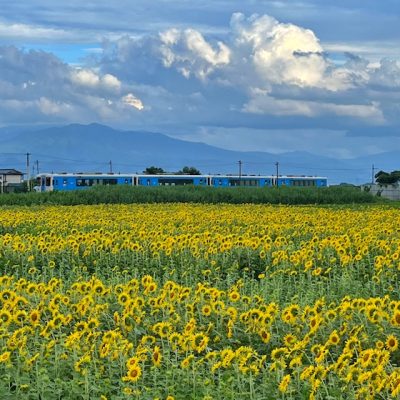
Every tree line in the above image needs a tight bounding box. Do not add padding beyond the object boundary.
[143,166,201,175]
[375,170,400,185]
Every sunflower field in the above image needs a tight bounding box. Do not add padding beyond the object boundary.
[0,203,400,399]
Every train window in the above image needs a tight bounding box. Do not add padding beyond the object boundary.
[45,177,51,186]
[159,178,194,186]
[53,179,58,186]
[102,179,118,185]
[76,179,94,186]
[63,179,67,186]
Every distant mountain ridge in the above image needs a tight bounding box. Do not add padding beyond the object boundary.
[0,123,397,184]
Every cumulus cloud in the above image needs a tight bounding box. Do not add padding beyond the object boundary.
[231,13,328,88]
[369,59,400,88]
[70,69,121,92]
[159,28,231,80]
[1,11,400,138]
[227,12,373,94]
[96,12,395,127]
[0,46,142,124]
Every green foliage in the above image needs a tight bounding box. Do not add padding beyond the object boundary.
[143,166,165,174]
[176,166,201,175]
[0,185,376,206]
[375,170,400,185]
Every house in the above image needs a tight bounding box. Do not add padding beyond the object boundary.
[0,169,24,193]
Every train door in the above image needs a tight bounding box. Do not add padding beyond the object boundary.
[39,176,47,192]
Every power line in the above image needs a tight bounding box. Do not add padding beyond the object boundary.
[0,152,28,156]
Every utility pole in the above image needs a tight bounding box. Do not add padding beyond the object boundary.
[238,160,242,185]
[109,160,113,174]
[36,160,39,175]
[371,164,376,184]
[275,161,279,187]
[26,152,31,191]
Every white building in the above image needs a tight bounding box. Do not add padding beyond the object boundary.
[0,169,24,193]
[361,183,400,201]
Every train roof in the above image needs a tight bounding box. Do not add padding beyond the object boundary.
[36,172,327,179]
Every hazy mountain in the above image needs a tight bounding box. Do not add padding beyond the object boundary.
[0,123,397,185]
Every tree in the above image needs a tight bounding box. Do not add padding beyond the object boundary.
[143,166,165,174]
[375,170,400,185]
[177,166,201,175]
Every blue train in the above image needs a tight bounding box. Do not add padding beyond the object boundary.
[35,172,328,192]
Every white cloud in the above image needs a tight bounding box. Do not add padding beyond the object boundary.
[243,90,385,122]
[71,69,100,87]
[37,97,71,115]
[1,11,400,140]
[122,93,144,110]
[0,46,144,124]
[101,74,121,91]
[370,59,400,88]
[70,69,121,92]
[0,22,71,41]
[159,28,231,79]
[229,13,352,91]
[323,41,400,63]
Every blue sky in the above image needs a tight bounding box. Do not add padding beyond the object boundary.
[0,0,399,160]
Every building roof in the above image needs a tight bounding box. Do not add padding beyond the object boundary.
[0,169,24,175]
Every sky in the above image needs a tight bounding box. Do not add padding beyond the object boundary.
[0,0,399,161]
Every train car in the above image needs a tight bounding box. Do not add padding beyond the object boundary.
[137,174,210,186]
[35,173,135,192]
[276,176,328,187]
[210,175,327,187]
[210,175,273,187]
[35,173,328,192]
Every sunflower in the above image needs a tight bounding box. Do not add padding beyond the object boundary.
[278,374,291,393]
[0,310,12,325]
[122,365,142,382]
[386,335,399,352]
[117,292,130,306]
[180,354,194,369]
[259,329,271,344]
[228,291,240,302]
[391,311,400,327]
[327,330,340,346]
[201,305,212,317]
[0,351,11,363]
[152,346,162,367]
[126,356,140,369]
[192,333,209,354]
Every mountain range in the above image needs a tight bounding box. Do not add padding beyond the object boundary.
[0,123,397,185]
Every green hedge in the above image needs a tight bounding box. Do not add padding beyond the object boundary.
[0,185,377,206]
